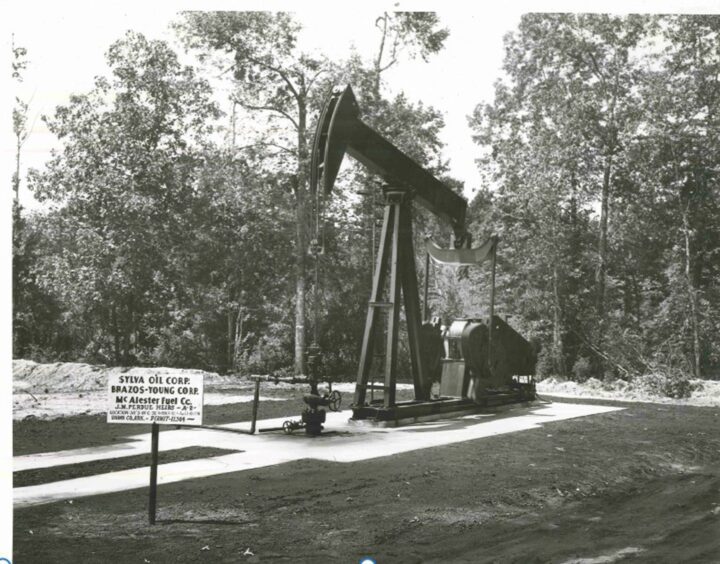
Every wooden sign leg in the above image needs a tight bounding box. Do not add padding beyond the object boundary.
[250,379,260,434]
[149,422,159,525]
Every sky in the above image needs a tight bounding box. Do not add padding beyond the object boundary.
[2,0,720,551]
[2,3,523,210]
[4,1,719,209]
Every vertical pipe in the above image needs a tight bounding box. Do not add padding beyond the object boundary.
[149,422,159,525]
[488,238,497,375]
[423,251,430,321]
[250,379,260,434]
[313,258,319,344]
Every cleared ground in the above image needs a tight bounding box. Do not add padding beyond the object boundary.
[13,396,720,563]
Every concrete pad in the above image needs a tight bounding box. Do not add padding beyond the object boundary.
[14,402,621,508]
[14,427,217,471]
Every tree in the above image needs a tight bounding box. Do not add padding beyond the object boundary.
[470,16,586,375]
[176,12,338,375]
[11,38,56,359]
[12,35,30,206]
[636,15,720,377]
[12,37,30,355]
[471,14,720,383]
[176,11,452,376]
[371,12,449,100]
[167,151,296,372]
[29,32,220,364]
[337,13,450,315]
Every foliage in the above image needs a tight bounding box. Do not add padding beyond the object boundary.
[571,357,593,383]
[17,14,451,378]
[13,210,70,359]
[14,14,719,399]
[635,371,699,400]
[176,11,344,375]
[470,14,720,386]
[370,12,448,97]
[27,32,222,366]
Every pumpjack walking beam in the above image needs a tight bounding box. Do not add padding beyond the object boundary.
[311,86,468,245]
[311,86,470,413]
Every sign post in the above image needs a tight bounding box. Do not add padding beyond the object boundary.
[250,379,260,434]
[149,422,159,525]
[107,372,204,525]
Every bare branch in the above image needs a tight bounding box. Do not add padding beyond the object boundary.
[305,68,327,93]
[245,55,301,103]
[378,58,398,74]
[586,51,608,86]
[233,97,299,130]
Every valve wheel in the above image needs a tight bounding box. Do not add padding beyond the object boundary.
[282,420,294,434]
[327,390,342,412]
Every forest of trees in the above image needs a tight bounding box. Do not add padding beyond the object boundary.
[11,13,720,393]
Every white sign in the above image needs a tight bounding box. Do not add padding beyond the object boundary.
[107,373,204,425]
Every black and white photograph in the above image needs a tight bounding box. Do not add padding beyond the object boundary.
[3,1,720,562]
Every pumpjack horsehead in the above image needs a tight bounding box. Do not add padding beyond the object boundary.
[310,85,537,424]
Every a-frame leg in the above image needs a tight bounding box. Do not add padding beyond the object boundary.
[354,203,394,407]
[399,205,429,400]
[353,188,427,409]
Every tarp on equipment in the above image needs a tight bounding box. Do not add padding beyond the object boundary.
[425,236,497,266]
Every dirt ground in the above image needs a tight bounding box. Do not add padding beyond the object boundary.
[13,396,720,563]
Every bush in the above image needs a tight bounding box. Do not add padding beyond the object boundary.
[571,356,593,382]
[635,370,699,399]
[535,347,555,380]
[236,331,293,375]
[149,327,210,370]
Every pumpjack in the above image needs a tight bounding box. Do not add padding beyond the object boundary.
[311,86,536,423]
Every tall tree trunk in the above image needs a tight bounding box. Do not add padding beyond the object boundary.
[226,103,239,373]
[234,306,244,370]
[596,153,612,342]
[294,103,308,375]
[373,13,389,100]
[681,206,701,378]
[294,205,307,375]
[365,17,389,289]
[227,308,235,371]
[14,135,21,205]
[672,152,702,379]
[552,262,566,376]
[596,62,620,349]
[12,34,25,207]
